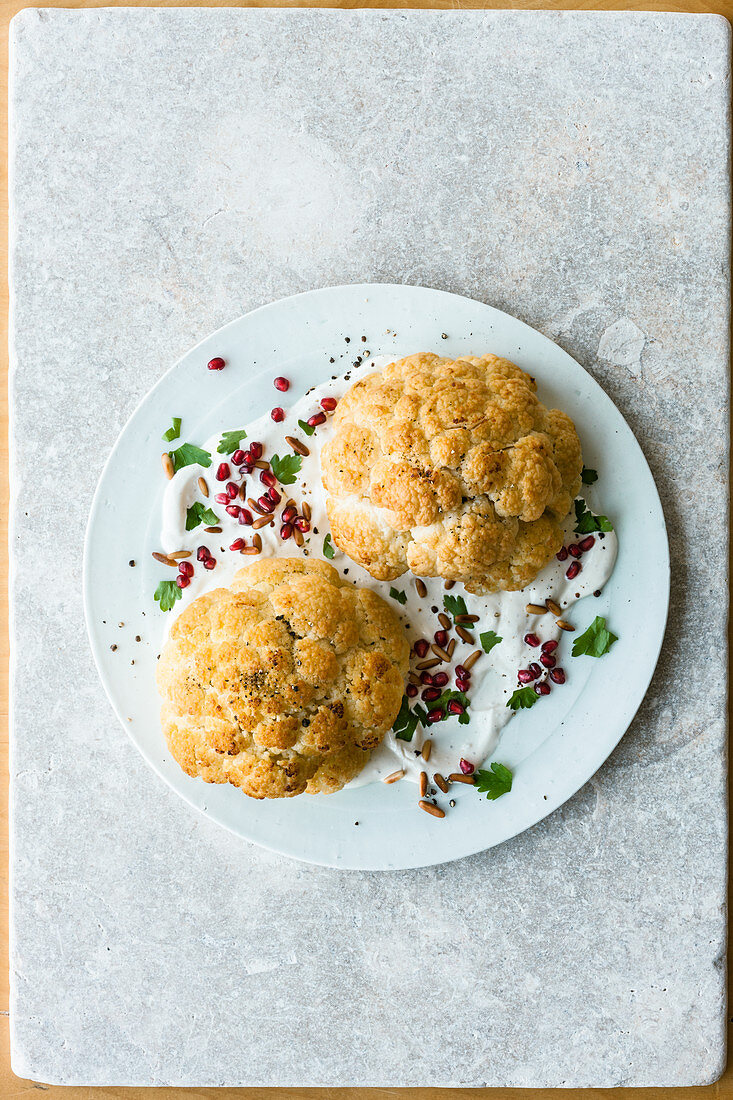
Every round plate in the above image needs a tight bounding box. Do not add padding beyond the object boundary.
[83,284,669,870]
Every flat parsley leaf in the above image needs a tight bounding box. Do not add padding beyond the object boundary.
[169,442,212,472]
[162,416,181,443]
[154,580,182,613]
[572,615,618,658]
[217,429,247,455]
[298,419,316,437]
[475,762,513,800]
[392,696,428,742]
[443,593,468,619]
[581,466,598,485]
[270,453,302,485]
[390,587,407,605]
[323,534,335,559]
[574,498,613,534]
[480,630,502,654]
[185,502,219,531]
[507,685,539,710]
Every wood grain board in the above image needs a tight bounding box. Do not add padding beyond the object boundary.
[2,0,730,1096]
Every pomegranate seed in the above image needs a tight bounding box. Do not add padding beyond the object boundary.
[267,487,282,505]
[226,505,241,518]
[295,518,310,533]
[556,546,569,561]
[203,557,216,570]
[257,496,274,513]
[226,482,239,499]
[414,639,430,658]
[260,469,277,488]
[216,462,230,482]
[541,653,557,669]
[242,450,255,466]
[419,671,434,686]
[426,708,443,724]
[274,377,289,392]
[454,664,470,680]
[231,449,246,466]
[550,667,566,684]
[524,632,540,648]
[535,681,551,696]
[566,562,582,580]
[307,411,327,428]
[406,683,418,698]
[178,560,194,577]
[229,538,245,551]
[432,671,449,688]
[196,546,210,562]
[176,573,190,588]
[281,505,297,524]
[528,662,542,679]
[579,535,596,553]
[541,639,559,654]
[280,523,293,540]
[568,543,582,559]
[215,493,228,505]
[422,687,440,703]
[517,669,533,684]
[456,677,471,693]
[207,356,225,371]
[249,442,263,460]
[459,758,474,774]
[321,396,338,411]
[434,629,449,647]
[448,701,465,716]
[271,407,285,422]
[238,509,254,526]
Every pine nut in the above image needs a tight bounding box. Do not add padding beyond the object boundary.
[152,551,177,567]
[169,550,192,560]
[463,649,482,671]
[383,769,404,784]
[556,619,575,632]
[162,453,174,479]
[546,598,563,616]
[286,435,310,456]
[419,771,428,797]
[416,657,440,670]
[525,603,548,615]
[408,671,421,686]
[456,613,480,624]
[252,533,262,551]
[249,498,268,515]
[285,498,296,509]
[418,800,445,818]
[197,477,209,498]
[204,526,222,533]
[446,638,456,658]
[438,612,452,630]
[444,580,455,590]
[252,515,273,530]
[241,546,259,555]
[415,578,427,598]
[456,625,475,644]
[293,526,304,547]
[434,773,449,794]
[302,501,311,521]
[448,773,475,785]
[431,644,451,662]
[421,739,432,762]
[254,459,269,470]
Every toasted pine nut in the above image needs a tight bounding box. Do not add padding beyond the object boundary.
[438,612,452,630]
[415,578,427,598]
[286,435,310,456]
[383,769,404,784]
[456,613,480,624]
[249,498,268,515]
[456,625,475,644]
[241,546,259,555]
[416,657,440,670]
[293,526,304,547]
[204,525,222,533]
[408,671,421,686]
[162,453,174,479]
[152,551,177,567]
[431,644,451,662]
[285,498,296,509]
[302,501,311,521]
[254,459,269,470]
[444,580,455,590]
[525,603,548,615]
[169,550,192,560]
[448,772,475,785]
[546,598,563,616]
[252,515,273,530]
[421,739,432,762]
[556,619,575,632]
[418,800,445,818]
[252,533,262,551]
[197,476,209,498]
[434,773,449,794]
[463,649,482,671]
[419,771,428,797]
[446,638,456,658]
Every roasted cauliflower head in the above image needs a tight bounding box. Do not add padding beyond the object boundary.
[321,353,582,593]
[156,558,409,799]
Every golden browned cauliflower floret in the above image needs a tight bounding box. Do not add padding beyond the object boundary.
[156,558,410,798]
[321,353,582,593]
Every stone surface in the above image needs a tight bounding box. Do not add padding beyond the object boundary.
[8,8,729,1087]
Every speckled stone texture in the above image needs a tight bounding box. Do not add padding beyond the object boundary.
[9,8,730,1087]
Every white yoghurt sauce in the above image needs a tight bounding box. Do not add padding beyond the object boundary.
[161,356,617,788]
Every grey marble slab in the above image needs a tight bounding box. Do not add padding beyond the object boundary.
[8,7,730,1087]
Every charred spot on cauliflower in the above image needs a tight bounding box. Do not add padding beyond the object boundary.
[321,353,582,593]
[156,558,410,798]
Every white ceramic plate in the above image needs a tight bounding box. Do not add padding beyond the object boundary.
[83,284,669,870]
